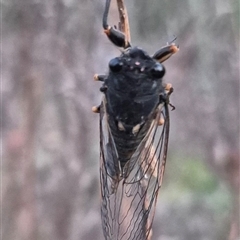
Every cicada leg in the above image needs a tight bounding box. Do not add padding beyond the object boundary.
[153,43,179,63]
[93,74,107,82]
[102,0,131,48]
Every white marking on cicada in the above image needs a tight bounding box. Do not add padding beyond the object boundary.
[151,81,157,89]
[135,61,140,65]
[118,121,125,131]
[132,123,141,135]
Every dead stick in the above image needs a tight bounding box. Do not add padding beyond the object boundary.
[116,0,131,44]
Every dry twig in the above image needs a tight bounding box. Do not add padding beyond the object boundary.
[116,0,131,44]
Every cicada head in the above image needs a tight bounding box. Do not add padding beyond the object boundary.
[108,47,165,85]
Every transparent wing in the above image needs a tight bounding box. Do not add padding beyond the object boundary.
[100,99,170,240]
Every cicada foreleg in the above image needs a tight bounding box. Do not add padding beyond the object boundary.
[153,41,179,63]
[103,0,131,48]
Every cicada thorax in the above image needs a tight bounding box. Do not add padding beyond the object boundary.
[102,47,166,175]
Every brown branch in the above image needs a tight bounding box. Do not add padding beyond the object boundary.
[116,0,131,44]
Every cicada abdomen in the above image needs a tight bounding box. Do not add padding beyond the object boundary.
[93,1,178,239]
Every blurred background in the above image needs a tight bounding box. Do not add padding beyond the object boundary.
[2,0,239,239]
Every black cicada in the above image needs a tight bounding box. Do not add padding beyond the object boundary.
[93,0,178,239]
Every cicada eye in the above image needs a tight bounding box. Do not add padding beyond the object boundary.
[151,63,165,78]
[109,58,123,72]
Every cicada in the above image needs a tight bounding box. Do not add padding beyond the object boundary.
[93,0,178,239]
